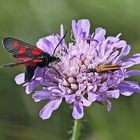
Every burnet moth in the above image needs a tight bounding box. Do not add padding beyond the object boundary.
[0,32,67,82]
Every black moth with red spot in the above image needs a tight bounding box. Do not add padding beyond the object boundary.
[1,37,60,82]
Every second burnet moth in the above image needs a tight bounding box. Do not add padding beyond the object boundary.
[0,32,67,82]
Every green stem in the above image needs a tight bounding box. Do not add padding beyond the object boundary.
[71,119,81,140]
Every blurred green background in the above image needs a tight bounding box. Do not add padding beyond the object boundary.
[0,0,140,140]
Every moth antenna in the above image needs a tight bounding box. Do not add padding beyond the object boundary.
[52,30,67,56]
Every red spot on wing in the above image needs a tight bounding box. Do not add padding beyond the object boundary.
[18,47,28,54]
[33,59,43,63]
[13,41,19,47]
[32,48,43,55]
[17,56,32,61]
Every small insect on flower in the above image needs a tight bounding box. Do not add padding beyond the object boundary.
[87,64,121,73]
[0,33,66,82]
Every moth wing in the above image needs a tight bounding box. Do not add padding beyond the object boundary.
[2,37,44,62]
[25,66,37,82]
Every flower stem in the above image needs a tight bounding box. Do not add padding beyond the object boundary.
[71,119,81,140]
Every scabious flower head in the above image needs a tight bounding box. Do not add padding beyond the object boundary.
[15,19,140,120]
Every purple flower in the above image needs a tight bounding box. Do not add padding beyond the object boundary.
[15,19,140,120]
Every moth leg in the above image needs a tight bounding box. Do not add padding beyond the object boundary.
[0,62,22,68]
[0,61,31,68]
[0,59,34,68]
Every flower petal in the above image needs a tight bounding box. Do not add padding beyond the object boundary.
[117,81,140,96]
[32,90,52,102]
[15,73,25,85]
[34,67,44,78]
[39,99,62,120]
[81,97,92,107]
[107,51,119,64]
[106,90,120,99]
[72,101,84,119]
[25,80,40,94]
[107,100,112,112]
[122,53,140,68]
[60,24,64,37]
[113,44,130,64]
[125,70,140,78]
[88,92,98,102]
[106,33,121,44]
[112,40,126,49]
[93,27,106,42]
[65,94,76,104]
[72,19,90,40]
[36,35,58,55]
[37,31,67,56]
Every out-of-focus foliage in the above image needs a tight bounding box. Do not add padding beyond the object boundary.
[0,0,140,140]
